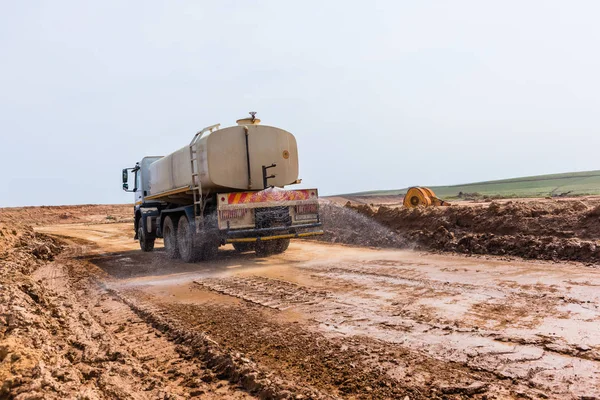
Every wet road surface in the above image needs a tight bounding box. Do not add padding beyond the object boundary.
[37,222,600,399]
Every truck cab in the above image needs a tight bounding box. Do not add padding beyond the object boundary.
[122,156,162,249]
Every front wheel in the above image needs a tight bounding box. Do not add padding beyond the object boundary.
[138,226,155,252]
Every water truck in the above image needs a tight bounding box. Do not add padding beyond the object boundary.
[122,113,323,262]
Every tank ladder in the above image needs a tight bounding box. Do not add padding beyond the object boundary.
[189,123,220,233]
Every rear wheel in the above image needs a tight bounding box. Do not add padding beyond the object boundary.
[138,226,155,252]
[163,216,179,259]
[177,216,200,263]
[272,238,290,254]
[255,240,277,257]
[233,242,255,253]
[255,238,290,256]
[255,241,272,257]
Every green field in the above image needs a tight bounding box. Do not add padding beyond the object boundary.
[344,170,600,199]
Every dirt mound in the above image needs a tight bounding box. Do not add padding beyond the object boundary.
[0,223,66,398]
[0,204,131,226]
[0,225,63,275]
[341,199,600,263]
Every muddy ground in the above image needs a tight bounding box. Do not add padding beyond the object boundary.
[2,200,600,399]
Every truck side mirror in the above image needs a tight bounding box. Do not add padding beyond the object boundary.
[122,168,133,192]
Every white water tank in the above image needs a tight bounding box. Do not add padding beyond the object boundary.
[147,119,299,200]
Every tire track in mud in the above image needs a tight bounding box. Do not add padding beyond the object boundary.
[192,269,600,398]
[106,287,333,400]
[193,276,330,310]
[128,286,518,399]
[34,235,330,399]
[55,258,254,400]
[90,292,251,399]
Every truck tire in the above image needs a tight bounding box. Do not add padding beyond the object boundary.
[255,239,290,256]
[272,238,290,254]
[232,242,255,253]
[138,226,155,252]
[163,216,179,259]
[255,240,275,257]
[177,216,200,263]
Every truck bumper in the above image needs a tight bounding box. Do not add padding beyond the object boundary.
[224,222,323,243]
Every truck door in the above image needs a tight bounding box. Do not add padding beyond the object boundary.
[135,169,143,206]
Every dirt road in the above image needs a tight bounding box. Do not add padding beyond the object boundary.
[30,222,600,399]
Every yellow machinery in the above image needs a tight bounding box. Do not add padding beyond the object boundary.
[403,187,451,208]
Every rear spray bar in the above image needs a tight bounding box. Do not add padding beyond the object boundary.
[227,231,324,243]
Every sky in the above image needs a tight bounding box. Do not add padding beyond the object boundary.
[1,1,600,207]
